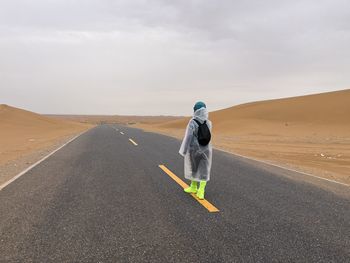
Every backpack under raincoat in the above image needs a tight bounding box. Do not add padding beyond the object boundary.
[179,108,213,182]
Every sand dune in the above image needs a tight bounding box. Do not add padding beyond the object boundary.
[0,104,91,166]
[155,89,350,136]
[137,89,350,184]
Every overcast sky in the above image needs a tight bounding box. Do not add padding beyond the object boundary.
[0,0,349,115]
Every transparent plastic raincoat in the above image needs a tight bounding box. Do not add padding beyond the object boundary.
[179,108,212,182]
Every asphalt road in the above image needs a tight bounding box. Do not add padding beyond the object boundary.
[0,125,349,262]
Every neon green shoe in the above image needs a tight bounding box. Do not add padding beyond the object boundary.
[184,181,198,194]
[196,181,207,200]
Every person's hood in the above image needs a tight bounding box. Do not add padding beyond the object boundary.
[193,107,209,123]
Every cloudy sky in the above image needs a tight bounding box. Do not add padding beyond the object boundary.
[0,0,349,115]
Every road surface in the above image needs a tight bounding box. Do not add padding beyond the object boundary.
[0,125,349,262]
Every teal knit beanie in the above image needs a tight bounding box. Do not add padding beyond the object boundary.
[193,101,206,112]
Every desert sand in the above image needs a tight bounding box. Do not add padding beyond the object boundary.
[3,89,348,187]
[0,104,92,185]
[135,89,350,185]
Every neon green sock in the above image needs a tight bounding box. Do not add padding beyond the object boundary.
[196,181,207,199]
[184,181,198,193]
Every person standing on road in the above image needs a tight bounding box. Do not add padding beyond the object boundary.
[179,101,212,200]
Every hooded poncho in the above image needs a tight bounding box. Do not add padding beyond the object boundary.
[179,107,212,182]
